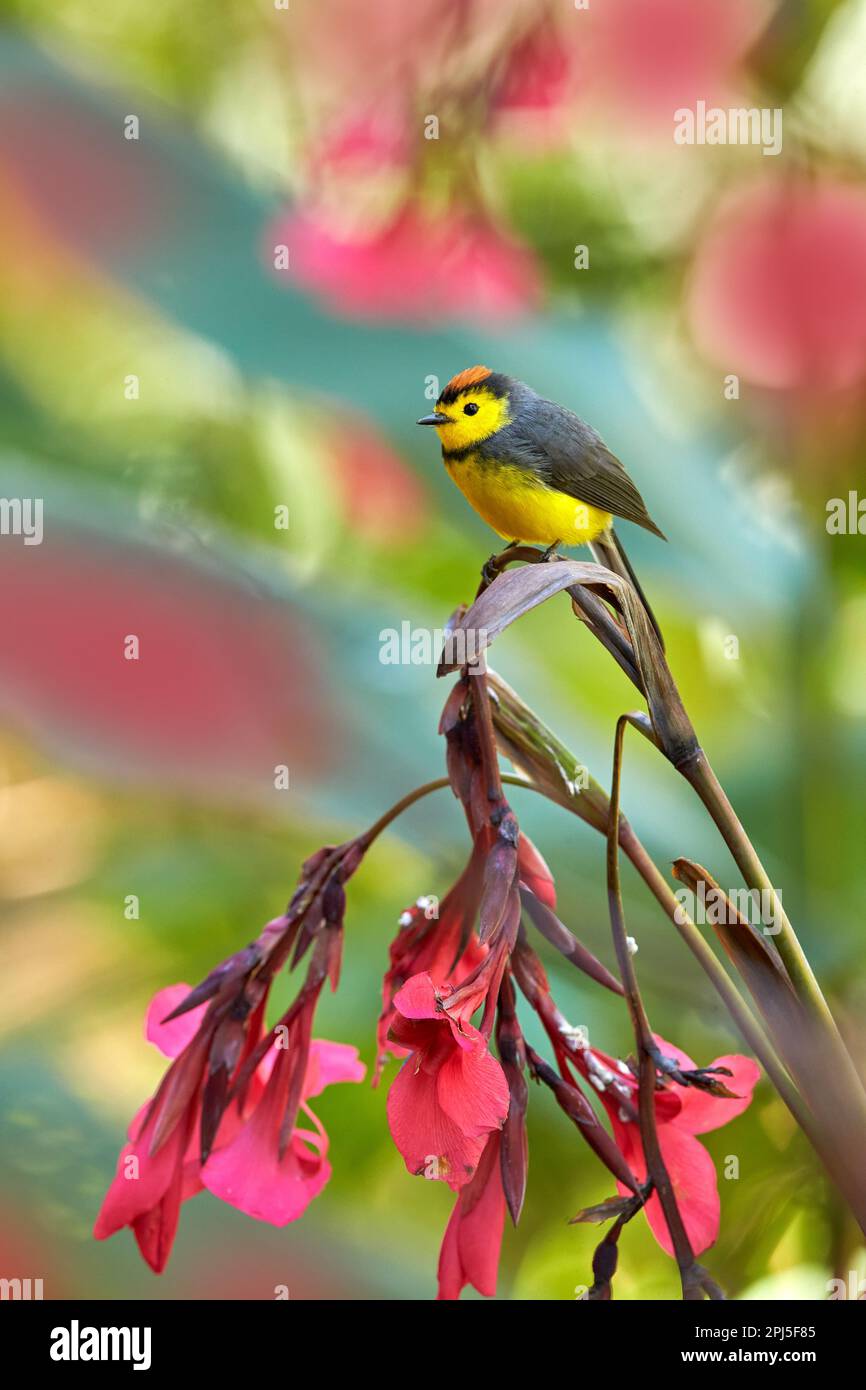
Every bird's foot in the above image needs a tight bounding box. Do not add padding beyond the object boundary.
[540,540,563,562]
[481,555,500,587]
[481,540,522,588]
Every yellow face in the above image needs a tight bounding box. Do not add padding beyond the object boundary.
[430,386,512,452]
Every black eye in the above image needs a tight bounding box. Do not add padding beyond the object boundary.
[463,402,479,416]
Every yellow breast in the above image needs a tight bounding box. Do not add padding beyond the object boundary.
[444,453,611,546]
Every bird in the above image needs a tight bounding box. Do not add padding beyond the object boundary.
[417,364,666,646]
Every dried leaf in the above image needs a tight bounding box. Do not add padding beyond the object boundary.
[521,886,623,995]
[440,562,698,767]
[160,945,261,1023]
[570,1193,638,1225]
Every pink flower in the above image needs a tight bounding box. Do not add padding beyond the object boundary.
[688,178,866,395]
[492,20,579,147]
[582,1035,760,1256]
[494,22,573,116]
[585,0,771,126]
[94,984,211,1272]
[269,204,540,324]
[386,972,509,1189]
[94,982,364,1268]
[202,1039,364,1225]
[437,1131,506,1300]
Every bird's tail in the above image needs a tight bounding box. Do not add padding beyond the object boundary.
[590,528,665,653]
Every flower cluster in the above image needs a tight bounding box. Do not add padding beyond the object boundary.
[95,675,760,1297]
[95,839,366,1271]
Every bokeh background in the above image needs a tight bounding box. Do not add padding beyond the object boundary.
[1,0,865,1300]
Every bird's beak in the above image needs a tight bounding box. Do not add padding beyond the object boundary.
[416,412,449,426]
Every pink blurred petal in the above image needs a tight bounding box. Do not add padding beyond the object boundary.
[311,109,411,172]
[271,205,540,325]
[494,21,574,117]
[0,537,340,791]
[688,179,866,393]
[329,416,428,543]
[588,0,772,124]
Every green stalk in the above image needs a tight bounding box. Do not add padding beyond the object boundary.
[615,821,813,1136]
[607,717,706,1299]
[681,750,866,1113]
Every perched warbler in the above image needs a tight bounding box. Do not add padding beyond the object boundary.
[417,364,666,644]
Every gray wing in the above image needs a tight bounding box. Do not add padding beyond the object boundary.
[498,395,667,539]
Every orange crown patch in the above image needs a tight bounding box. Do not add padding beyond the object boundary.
[441,365,492,398]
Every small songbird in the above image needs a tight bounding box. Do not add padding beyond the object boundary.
[417,365,666,645]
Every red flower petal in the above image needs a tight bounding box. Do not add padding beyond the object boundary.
[93,1115,186,1244]
[651,1033,697,1073]
[517,833,557,910]
[145,984,207,1059]
[303,1040,366,1099]
[437,1039,510,1142]
[201,1071,330,1226]
[614,1115,721,1257]
[652,1125,721,1257]
[437,1133,506,1300]
[272,205,540,325]
[392,971,440,1020]
[675,1055,761,1135]
[387,1051,491,1188]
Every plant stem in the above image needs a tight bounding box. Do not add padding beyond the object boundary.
[358,776,453,848]
[681,751,866,1111]
[498,719,866,1233]
[682,755,825,1013]
[616,820,812,1134]
[607,715,704,1299]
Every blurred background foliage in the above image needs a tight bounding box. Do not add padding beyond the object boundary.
[0,0,865,1300]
